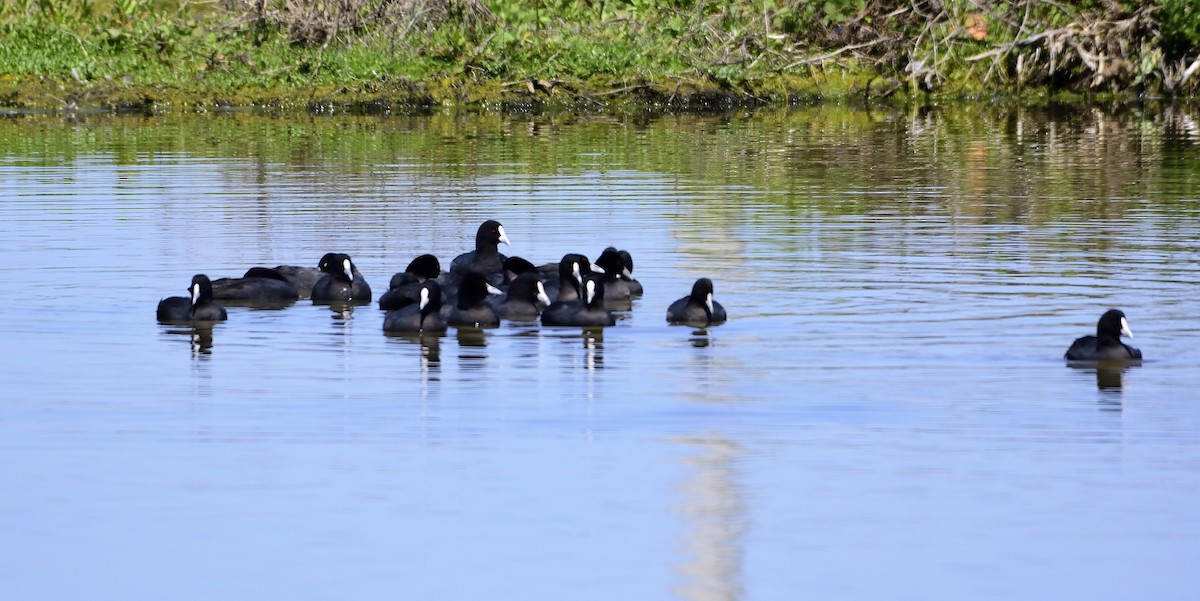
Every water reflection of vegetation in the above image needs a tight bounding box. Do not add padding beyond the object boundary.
[2,106,1197,222]
[673,435,745,601]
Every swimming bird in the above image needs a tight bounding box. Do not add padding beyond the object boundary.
[494,271,551,321]
[273,252,357,299]
[156,274,228,322]
[311,253,372,304]
[450,220,510,280]
[594,247,636,302]
[617,249,643,296]
[566,274,616,327]
[541,253,599,325]
[443,272,503,328]
[383,281,446,333]
[539,252,603,306]
[502,256,538,286]
[1065,309,1142,361]
[667,278,726,326]
[379,254,441,311]
[211,267,299,302]
[389,254,441,289]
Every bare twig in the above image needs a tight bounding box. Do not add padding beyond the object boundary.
[587,82,661,97]
[965,28,1075,62]
[783,39,888,69]
[1164,55,1200,93]
[1180,56,1200,86]
[462,31,497,66]
[305,26,336,92]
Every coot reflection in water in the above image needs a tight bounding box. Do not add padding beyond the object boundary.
[160,325,216,355]
[581,328,605,370]
[455,328,490,370]
[325,303,361,324]
[1067,361,1141,395]
[688,328,714,349]
[384,330,444,369]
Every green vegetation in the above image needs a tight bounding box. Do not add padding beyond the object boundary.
[1,0,1198,111]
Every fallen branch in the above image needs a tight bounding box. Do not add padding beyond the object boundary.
[586,82,662,97]
[1179,56,1200,86]
[1163,55,1200,93]
[783,39,888,69]
[964,27,1076,62]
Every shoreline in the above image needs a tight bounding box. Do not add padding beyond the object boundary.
[2,73,1194,116]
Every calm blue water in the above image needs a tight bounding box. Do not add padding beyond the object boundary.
[1,108,1199,600]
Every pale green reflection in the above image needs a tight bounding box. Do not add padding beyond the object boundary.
[673,435,746,601]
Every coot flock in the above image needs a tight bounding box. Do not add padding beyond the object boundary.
[157,220,1144,363]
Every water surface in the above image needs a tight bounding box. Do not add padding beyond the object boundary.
[1,106,1199,600]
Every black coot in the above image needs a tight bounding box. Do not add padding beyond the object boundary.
[157,274,228,322]
[311,253,372,304]
[383,281,446,333]
[271,252,336,299]
[379,254,441,311]
[541,253,595,325]
[617,249,644,296]
[450,220,510,280]
[502,256,538,286]
[495,271,551,321]
[565,274,616,327]
[667,278,726,326]
[1065,309,1142,360]
[211,267,299,302]
[389,254,441,289]
[443,272,503,328]
[594,247,636,302]
[540,253,602,306]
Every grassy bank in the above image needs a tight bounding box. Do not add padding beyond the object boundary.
[1,1,1198,112]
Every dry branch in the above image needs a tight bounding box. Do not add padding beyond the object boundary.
[784,39,888,69]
